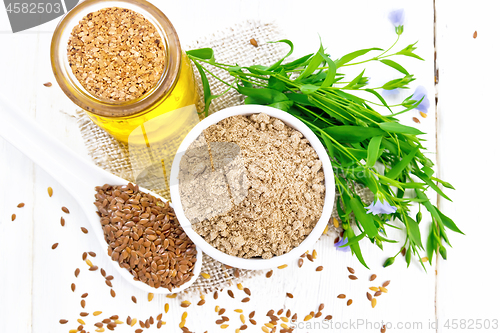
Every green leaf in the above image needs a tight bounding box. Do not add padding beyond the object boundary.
[323,126,385,143]
[268,76,286,92]
[283,53,314,70]
[379,59,409,75]
[422,166,434,178]
[334,47,383,67]
[367,136,383,167]
[365,88,392,112]
[349,197,379,238]
[379,122,425,135]
[415,171,452,202]
[320,132,336,160]
[266,39,294,71]
[406,216,423,249]
[341,231,367,247]
[192,61,214,116]
[186,48,214,63]
[396,42,424,61]
[381,75,416,90]
[268,100,294,111]
[343,69,366,89]
[345,228,369,269]
[435,206,464,235]
[432,177,455,190]
[385,146,419,179]
[426,230,436,264]
[296,43,325,81]
[416,189,449,245]
[237,86,288,105]
[439,246,447,260]
[320,53,337,88]
[300,84,321,95]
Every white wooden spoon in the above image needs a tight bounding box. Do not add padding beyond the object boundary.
[0,96,202,294]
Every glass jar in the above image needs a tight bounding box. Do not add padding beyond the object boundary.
[50,0,200,145]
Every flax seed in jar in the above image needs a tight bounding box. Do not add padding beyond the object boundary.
[51,0,199,145]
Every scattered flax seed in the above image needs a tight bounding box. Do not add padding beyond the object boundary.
[180,301,191,307]
[131,318,137,326]
[337,294,346,299]
[316,266,323,271]
[237,283,243,290]
[369,274,377,281]
[59,319,68,324]
[85,259,93,267]
[164,303,169,313]
[412,117,420,124]
[367,292,373,301]
[215,305,220,313]
[234,269,240,278]
[82,252,87,260]
[380,287,388,293]
[243,287,251,296]
[201,272,211,279]
[371,298,377,308]
[96,328,105,333]
[292,313,298,322]
[381,324,387,333]
[369,287,379,292]
[148,293,154,302]
[382,280,391,287]
[61,206,69,214]
[220,324,229,329]
[228,290,235,298]
[89,251,96,257]
[218,308,226,315]
[93,311,102,316]
[401,247,407,256]
[374,291,382,297]
[77,319,86,325]
[298,258,304,268]
[51,243,58,249]
[81,293,88,298]
[47,187,53,197]
[304,315,313,321]
[333,217,340,228]
[312,249,318,259]
[242,297,250,303]
[75,268,80,278]
[197,299,206,306]
[319,303,325,311]
[17,203,25,208]
[60,217,65,226]
[347,299,353,306]
[250,319,257,325]
[325,315,333,320]
[420,112,428,119]
[347,267,355,274]
[71,283,76,292]
[348,275,358,280]
[473,31,478,39]
[43,82,52,87]
[81,299,86,308]
[286,293,294,299]
[11,214,16,221]
[110,289,116,297]
[266,270,273,278]
[277,309,283,316]
[323,225,328,234]
[307,254,314,262]
[81,227,88,234]
[167,293,177,299]
[105,280,113,287]
[250,38,258,47]
[249,311,255,319]
[234,309,243,313]
[240,314,245,323]
[214,291,219,300]
[278,264,288,269]
[286,309,291,318]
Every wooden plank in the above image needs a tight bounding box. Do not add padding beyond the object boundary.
[435,0,500,331]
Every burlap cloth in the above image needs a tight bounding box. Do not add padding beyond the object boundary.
[76,20,373,294]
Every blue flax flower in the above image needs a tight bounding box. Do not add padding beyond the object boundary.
[365,192,397,215]
[412,85,430,114]
[389,9,405,35]
[334,237,350,252]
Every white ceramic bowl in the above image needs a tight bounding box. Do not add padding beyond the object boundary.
[170,105,335,270]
